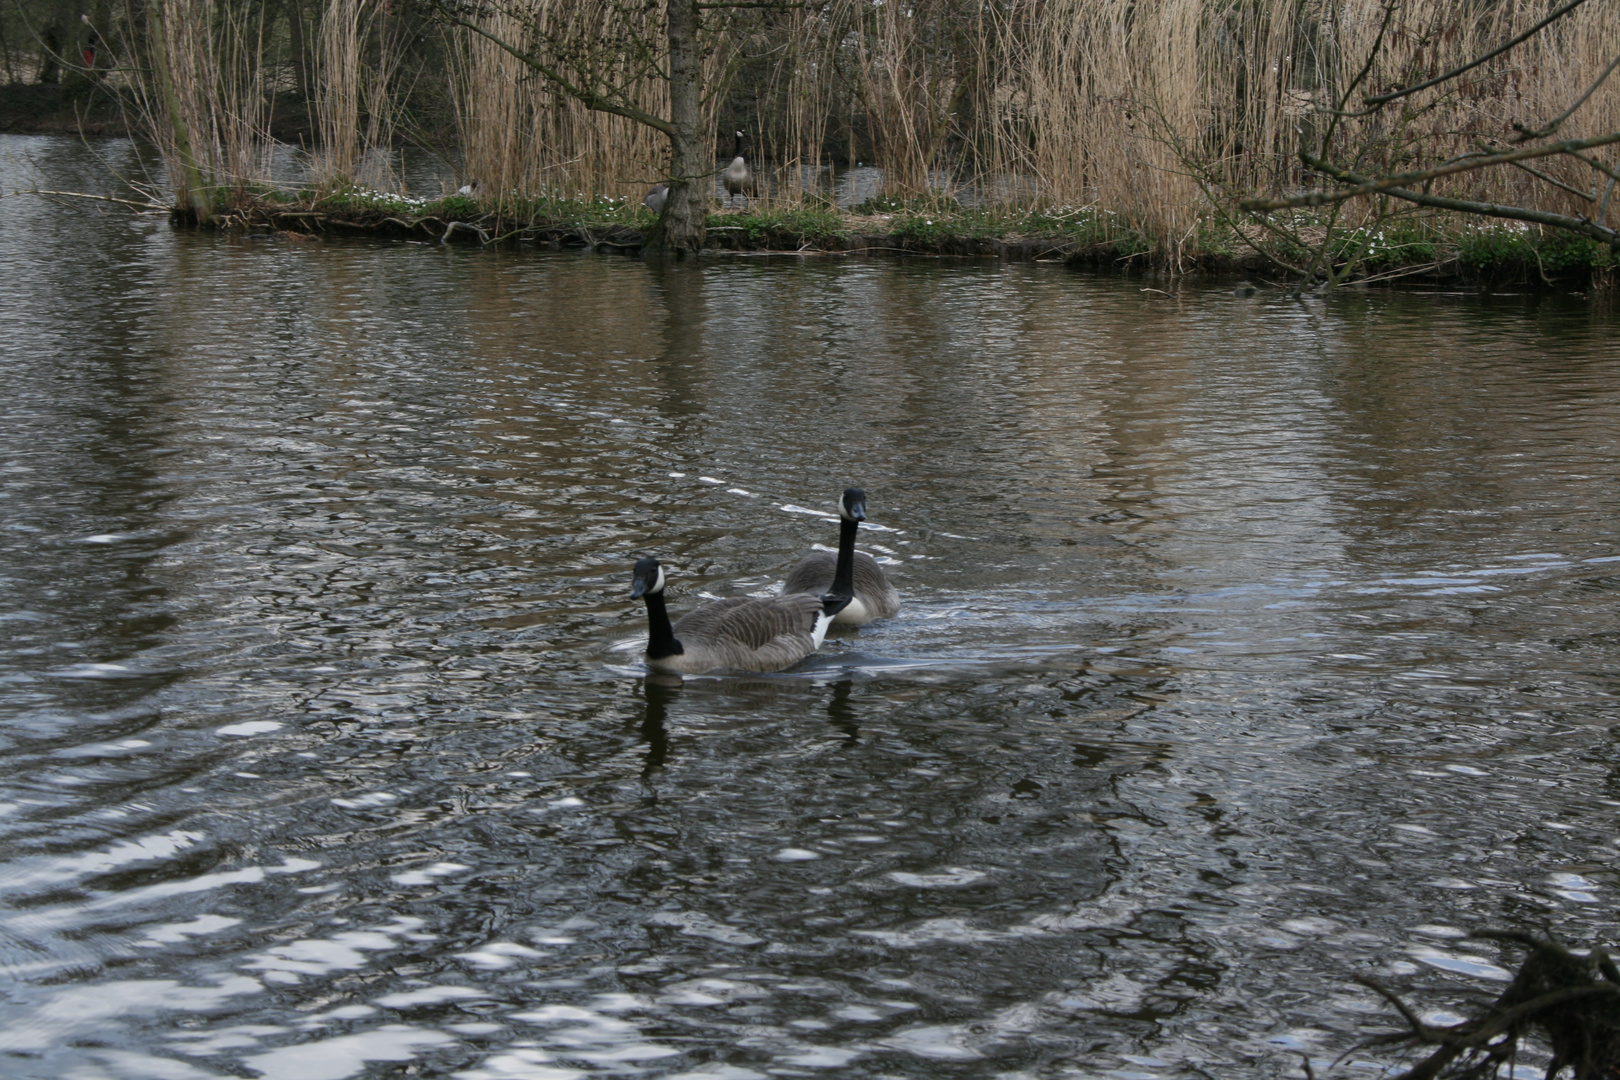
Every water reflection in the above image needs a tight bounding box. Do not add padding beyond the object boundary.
[2,133,1620,1079]
[826,678,860,743]
[638,675,678,778]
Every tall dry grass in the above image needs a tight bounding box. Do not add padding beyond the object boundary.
[129,0,1617,247]
[312,0,362,186]
[447,0,733,205]
[137,0,274,206]
[744,6,839,200]
[999,0,1620,252]
[847,0,966,196]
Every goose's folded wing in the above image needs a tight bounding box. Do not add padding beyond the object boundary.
[672,594,822,651]
[852,554,901,617]
[782,551,836,596]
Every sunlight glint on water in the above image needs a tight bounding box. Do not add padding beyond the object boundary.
[2,133,1619,1079]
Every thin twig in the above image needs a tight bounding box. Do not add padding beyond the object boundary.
[3,187,168,211]
[1320,0,1399,137]
[1288,156,1620,249]
[1363,0,1597,106]
[1510,48,1620,142]
[1353,976,1442,1041]
[1274,135,1620,210]
[1494,152,1597,202]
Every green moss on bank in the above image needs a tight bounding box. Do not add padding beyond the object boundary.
[201,185,1614,290]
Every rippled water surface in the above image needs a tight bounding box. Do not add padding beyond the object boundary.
[3,134,1620,1080]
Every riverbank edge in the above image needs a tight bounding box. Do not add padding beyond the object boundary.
[8,89,1615,291]
[205,194,1618,292]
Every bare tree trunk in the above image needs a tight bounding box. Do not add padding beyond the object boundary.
[0,2,17,83]
[285,0,311,101]
[646,0,706,254]
[38,0,75,82]
[148,0,212,220]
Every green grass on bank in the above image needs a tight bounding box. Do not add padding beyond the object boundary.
[215,183,1615,285]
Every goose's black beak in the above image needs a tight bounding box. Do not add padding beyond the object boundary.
[631,579,649,600]
[821,593,852,618]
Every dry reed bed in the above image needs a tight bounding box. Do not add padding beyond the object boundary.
[124,0,1620,260]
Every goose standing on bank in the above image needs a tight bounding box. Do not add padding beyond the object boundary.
[722,131,753,209]
[643,182,669,215]
[783,487,901,626]
[631,557,850,674]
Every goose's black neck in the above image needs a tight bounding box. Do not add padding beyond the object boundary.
[642,592,684,660]
[732,132,744,160]
[831,515,858,600]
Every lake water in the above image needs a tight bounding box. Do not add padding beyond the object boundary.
[2,133,1619,1080]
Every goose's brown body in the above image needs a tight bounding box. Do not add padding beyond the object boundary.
[783,488,900,626]
[632,558,843,675]
[656,592,829,674]
[783,551,899,625]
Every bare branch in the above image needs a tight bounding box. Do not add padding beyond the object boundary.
[1462,985,1620,1047]
[1511,48,1620,142]
[1363,0,1597,107]
[1276,155,1620,251]
[1319,0,1399,138]
[1240,132,1620,212]
[1492,149,1597,202]
[1569,151,1620,186]
[1352,976,1444,1042]
[436,8,676,137]
[2,188,169,212]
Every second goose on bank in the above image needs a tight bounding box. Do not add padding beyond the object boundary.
[783,487,901,626]
[631,557,850,674]
[722,131,753,209]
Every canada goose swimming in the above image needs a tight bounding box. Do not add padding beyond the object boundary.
[643,182,669,215]
[782,487,901,626]
[722,131,753,209]
[631,557,850,674]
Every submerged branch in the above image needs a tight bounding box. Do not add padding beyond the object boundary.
[1347,932,1620,1080]
[440,219,491,243]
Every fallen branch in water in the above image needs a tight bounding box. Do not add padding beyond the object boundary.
[440,219,490,244]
